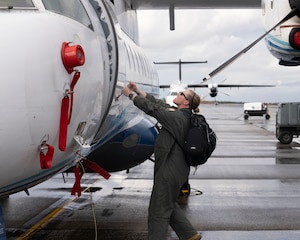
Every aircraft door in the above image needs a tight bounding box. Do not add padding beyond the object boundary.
[78,0,119,145]
[90,0,118,122]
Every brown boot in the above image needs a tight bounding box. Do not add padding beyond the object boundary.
[188,233,201,240]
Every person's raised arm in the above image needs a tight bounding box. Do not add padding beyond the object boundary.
[128,81,147,97]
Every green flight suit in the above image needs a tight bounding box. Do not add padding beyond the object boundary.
[133,94,198,240]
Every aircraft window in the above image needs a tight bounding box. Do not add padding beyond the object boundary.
[42,0,93,30]
[0,0,34,7]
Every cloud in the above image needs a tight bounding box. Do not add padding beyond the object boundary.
[136,9,300,103]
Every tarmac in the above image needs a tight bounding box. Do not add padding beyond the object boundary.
[1,103,300,240]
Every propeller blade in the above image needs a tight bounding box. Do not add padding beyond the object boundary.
[219,90,230,96]
[202,93,209,99]
[202,8,298,82]
[219,78,227,84]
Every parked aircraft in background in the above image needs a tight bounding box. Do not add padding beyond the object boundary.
[0,0,299,198]
[160,80,275,106]
[155,59,206,106]
[157,60,275,105]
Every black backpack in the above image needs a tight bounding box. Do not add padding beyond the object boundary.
[184,114,217,166]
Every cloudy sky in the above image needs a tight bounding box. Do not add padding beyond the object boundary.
[136,9,299,103]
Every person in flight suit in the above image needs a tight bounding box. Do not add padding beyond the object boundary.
[122,82,201,240]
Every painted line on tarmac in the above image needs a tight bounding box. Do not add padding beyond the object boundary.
[16,184,98,240]
[16,197,74,240]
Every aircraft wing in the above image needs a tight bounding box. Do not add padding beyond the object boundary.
[160,84,275,88]
[159,84,208,89]
[217,84,275,88]
[129,0,261,9]
[159,85,173,89]
[186,84,275,88]
[187,84,209,88]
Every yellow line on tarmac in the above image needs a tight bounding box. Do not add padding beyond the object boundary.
[16,184,95,240]
[16,202,70,240]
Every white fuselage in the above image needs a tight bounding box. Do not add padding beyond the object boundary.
[0,0,111,195]
[0,0,158,197]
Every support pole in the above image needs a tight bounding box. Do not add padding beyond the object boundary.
[169,4,175,31]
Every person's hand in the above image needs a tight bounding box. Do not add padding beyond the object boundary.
[121,86,132,97]
[127,81,138,92]
[125,81,147,98]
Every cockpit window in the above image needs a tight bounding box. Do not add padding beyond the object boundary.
[42,0,93,31]
[0,0,34,7]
